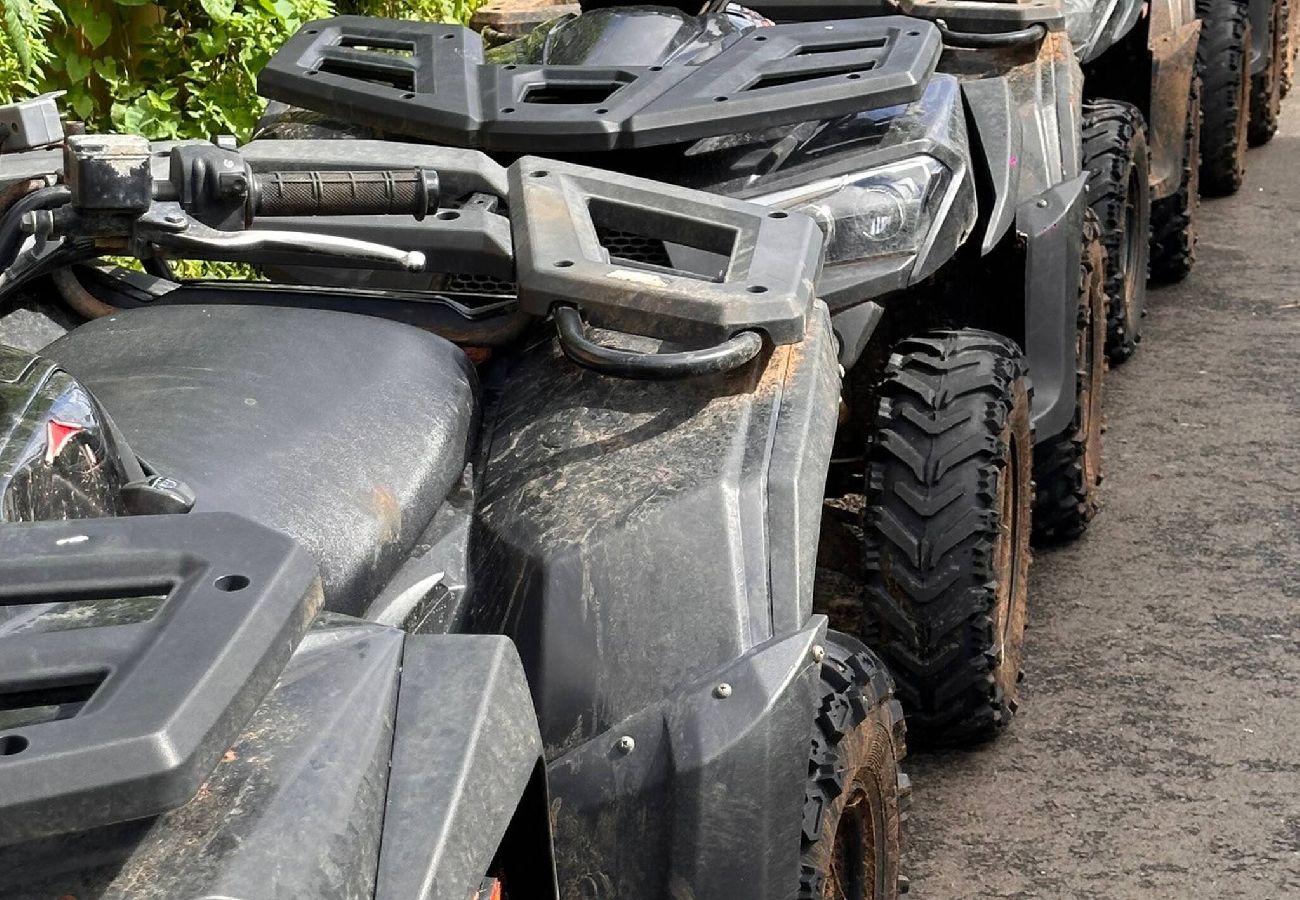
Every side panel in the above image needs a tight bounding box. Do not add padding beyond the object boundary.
[1148,5,1200,197]
[949,32,1082,242]
[469,305,840,758]
[1019,174,1088,440]
[546,618,827,900]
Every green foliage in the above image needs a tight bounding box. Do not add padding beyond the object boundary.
[1,0,482,140]
[0,0,60,101]
[337,0,477,27]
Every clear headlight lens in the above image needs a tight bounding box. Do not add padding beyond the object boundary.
[755,156,950,265]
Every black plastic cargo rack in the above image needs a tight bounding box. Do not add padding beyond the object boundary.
[258,15,941,153]
[0,513,322,845]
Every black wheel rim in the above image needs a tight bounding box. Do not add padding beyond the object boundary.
[829,785,888,898]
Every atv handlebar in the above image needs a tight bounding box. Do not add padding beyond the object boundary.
[251,168,441,220]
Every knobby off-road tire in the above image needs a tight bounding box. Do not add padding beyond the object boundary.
[861,331,1033,747]
[1081,101,1150,363]
[1196,0,1252,195]
[1150,75,1202,284]
[1283,0,1295,96]
[799,634,910,900]
[1249,0,1284,144]
[1032,212,1107,543]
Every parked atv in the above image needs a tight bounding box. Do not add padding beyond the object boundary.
[1055,0,1202,371]
[253,3,1107,747]
[0,99,908,898]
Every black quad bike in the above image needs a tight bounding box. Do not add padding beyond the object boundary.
[1055,0,1203,364]
[0,99,910,897]
[253,2,1108,747]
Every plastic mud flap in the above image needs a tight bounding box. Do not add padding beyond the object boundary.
[0,512,322,846]
[509,156,824,361]
[258,16,941,152]
[1018,173,1087,443]
[546,617,828,900]
[376,634,557,900]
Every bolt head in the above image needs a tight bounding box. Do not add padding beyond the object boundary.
[1036,198,1049,208]
[713,683,733,699]
[812,644,826,664]
[615,735,635,754]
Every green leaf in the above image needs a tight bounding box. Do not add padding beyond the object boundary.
[66,53,94,82]
[69,91,96,120]
[93,57,121,81]
[198,0,237,23]
[66,3,113,48]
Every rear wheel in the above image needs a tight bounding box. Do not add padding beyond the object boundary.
[861,331,1033,747]
[1196,0,1252,195]
[1081,100,1150,363]
[1249,0,1284,145]
[799,635,909,900]
[1032,211,1107,543]
[1149,75,1202,284]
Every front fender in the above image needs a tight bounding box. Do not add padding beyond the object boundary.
[1018,174,1087,442]
[1148,11,1201,198]
[547,617,827,900]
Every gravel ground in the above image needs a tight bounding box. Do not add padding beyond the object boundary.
[903,92,1300,898]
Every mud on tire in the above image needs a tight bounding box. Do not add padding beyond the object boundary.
[1149,75,1202,284]
[1032,211,1107,543]
[1196,0,1252,195]
[861,331,1033,747]
[799,634,909,900]
[1081,100,1150,363]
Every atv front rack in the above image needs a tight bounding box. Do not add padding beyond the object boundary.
[258,16,941,152]
[0,513,321,845]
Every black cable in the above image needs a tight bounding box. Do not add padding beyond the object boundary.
[0,185,71,270]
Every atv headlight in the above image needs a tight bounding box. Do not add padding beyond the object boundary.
[755,157,950,265]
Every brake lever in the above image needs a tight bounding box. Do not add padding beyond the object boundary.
[133,202,427,272]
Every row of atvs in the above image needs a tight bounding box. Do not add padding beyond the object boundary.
[0,0,1291,896]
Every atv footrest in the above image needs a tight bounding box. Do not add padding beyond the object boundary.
[258,16,941,152]
[0,513,321,846]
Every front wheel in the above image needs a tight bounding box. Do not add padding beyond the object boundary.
[1033,211,1107,543]
[861,331,1033,747]
[1081,100,1150,362]
[1196,0,1252,195]
[1150,75,1203,284]
[799,635,909,900]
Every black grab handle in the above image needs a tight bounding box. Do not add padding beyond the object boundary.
[934,21,1047,48]
[552,305,763,380]
[252,168,440,219]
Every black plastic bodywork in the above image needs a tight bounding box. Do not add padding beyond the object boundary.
[0,514,551,900]
[1247,0,1276,75]
[255,9,1087,437]
[0,513,322,846]
[259,15,942,152]
[470,303,842,894]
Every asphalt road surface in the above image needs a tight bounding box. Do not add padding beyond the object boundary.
[904,103,1300,896]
